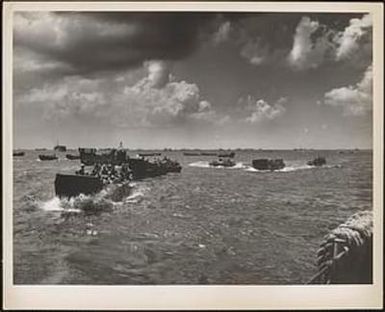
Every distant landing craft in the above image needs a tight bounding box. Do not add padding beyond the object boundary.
[39,154,58,161]
[252,159,285,171]
[307,157,326,167]
[54,145,66,152]
[217,151,235,158]
[66,154,80,160]
[138,152,162,157]
[209,158,236,167]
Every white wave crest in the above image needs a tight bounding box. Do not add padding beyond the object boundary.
[124,184,149,203]
[189,161,211,168]
[124,190,144,203]
[188,161,246,169]
[244,163,339,173]
[40,197,81,213]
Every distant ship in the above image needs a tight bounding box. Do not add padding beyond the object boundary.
[13,151,25,157]
[54,145,66,152]
[54,140,66,152]
[200,152,218,156]
[137,152,162,157]
[218,151,235,158]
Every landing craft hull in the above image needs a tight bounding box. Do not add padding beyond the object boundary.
[39,155,58,161]
[127,158,181,179]
[307,157,326,167]
[218,152,235,158]
[138,153,162,157]
[167,166,182,172]
[66,154,80,160]
[55,174,104,198]
[252,159,285,171]
[54,145,67,152]
[128,158,167,179]
[79,148,127,165]
[183,153,200,156]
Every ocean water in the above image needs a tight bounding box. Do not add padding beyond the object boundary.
[12,149,372,284]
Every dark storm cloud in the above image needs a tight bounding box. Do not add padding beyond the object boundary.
[14,12,367,75]
[14,12,218,75]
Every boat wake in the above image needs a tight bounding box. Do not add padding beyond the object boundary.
[188,161,211,168]
[244,163,340,173]
[39,183,142,215]
[188,161,247,169]
[40,197,82,213]
[123,183,149,203]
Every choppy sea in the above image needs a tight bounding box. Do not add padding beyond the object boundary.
[12,149,372,284]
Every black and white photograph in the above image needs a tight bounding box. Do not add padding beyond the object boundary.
[3,1,383,310]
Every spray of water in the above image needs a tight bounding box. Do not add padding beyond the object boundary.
[244,163,339,173]
[38,182,148,214]
[188,161,247,169]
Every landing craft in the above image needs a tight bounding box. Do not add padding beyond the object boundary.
[209,158,236,167]
[55,173,104,198]
[54,145,66,152]
[39,154,58,161]
[218,151,235,158]
[307,157,326,167]
[56,145,182,198]
[252,159,285,171]
[200,152,218,156]
[66,154,80,160]
[138,152,162,157]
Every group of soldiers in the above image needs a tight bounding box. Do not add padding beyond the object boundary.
[76,162,133,185]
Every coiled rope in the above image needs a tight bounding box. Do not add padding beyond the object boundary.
[308,210,373,284]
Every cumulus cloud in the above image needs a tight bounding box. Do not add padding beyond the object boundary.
[239,96,287,123]
[335,14,372,61]
[139,60,171,89]
[287,17,334,70]
[128,62,229,126]
[324,65,372,116]
[240,39,270,65]
[212,21,232,44]
[17,60,228,127]
[286,14,372,71]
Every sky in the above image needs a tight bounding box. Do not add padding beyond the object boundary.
[13,12,373,149]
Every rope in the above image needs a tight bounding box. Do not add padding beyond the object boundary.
[309,210,372,284]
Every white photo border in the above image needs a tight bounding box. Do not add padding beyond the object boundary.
[3,2,383,310]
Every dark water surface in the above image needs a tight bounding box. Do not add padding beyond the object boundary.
[13,149,372,284]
